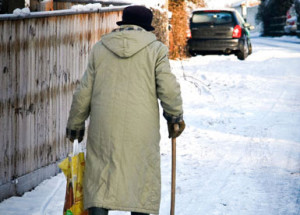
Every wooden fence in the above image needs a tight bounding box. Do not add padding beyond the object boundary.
[0,7,124,201]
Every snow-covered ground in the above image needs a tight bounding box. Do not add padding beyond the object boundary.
[0,35,300,215]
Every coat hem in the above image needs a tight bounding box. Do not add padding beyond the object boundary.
[84,202,159,215]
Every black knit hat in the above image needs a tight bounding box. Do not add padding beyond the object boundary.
[116,5,155,31]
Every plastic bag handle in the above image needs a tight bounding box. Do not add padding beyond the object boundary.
[73,139,79,156]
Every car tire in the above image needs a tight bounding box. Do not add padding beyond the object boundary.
[248,40,252,55]
[237,39,249,60]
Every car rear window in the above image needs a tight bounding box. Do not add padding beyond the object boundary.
[192,11,233,25]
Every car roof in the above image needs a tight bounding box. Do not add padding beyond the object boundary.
[192,8,237,13]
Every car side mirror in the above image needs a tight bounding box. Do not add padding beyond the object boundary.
[244,23,255,30]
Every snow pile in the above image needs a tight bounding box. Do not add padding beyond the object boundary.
[0,174,66,215]
[13,7,30,17]
[103,0,165,8]
[71,3,102,12]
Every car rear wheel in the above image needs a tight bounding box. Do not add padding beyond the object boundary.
[248,41,252,55]
[237,39,249,60]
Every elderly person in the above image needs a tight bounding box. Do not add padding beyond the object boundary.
[66,5,185,215]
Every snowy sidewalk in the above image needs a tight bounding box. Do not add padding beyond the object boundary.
[1,36,300,215]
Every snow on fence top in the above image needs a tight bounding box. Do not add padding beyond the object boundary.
[53,0,131,6]
[53,0,166,9]
[0,4,128,21]
[0,0,167,21]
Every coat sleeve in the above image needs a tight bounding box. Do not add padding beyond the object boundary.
[155,44,183,123]
[66,48,96,139]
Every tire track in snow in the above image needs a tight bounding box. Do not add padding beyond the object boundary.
[170,63,251,214]
[242,52,300,214]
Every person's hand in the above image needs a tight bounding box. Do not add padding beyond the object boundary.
[69,136,83,143]
[66,128,84,143]
[167,120,185,138]
[68,137,83,143]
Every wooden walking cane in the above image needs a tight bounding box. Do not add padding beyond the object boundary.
[170,124,179,215]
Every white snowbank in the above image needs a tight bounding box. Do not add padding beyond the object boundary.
[13,7,30,17]
[71,3,102,12]
[105,0,165,8]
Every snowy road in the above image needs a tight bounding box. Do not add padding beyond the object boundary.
[0,36,300,215]
[160,36,300,215]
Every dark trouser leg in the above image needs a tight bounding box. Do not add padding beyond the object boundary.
[131,212,149,215]
[88,207,109,215]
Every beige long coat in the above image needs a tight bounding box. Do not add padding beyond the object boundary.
[66,26,183,214]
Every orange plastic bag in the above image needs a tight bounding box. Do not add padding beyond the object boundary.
[59,140,88,215]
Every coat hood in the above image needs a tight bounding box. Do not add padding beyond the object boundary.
[101,28,157,58]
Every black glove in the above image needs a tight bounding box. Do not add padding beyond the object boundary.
[69,136,83,143]
[167,120,185,138]
[66,128,84,143]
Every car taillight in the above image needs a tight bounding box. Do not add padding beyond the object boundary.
[187,29,191,39]
[232,25,242,38]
